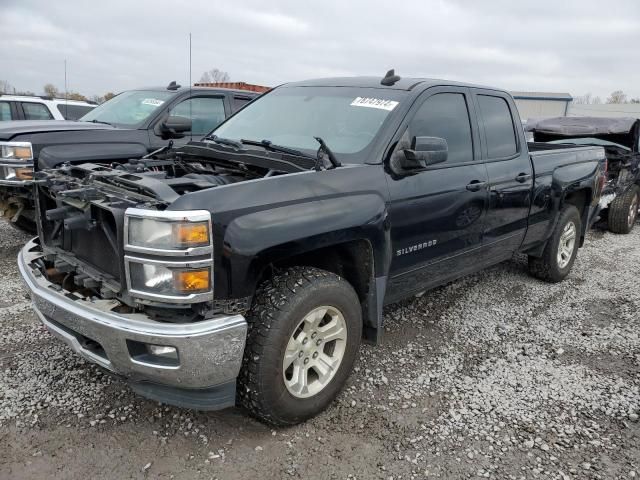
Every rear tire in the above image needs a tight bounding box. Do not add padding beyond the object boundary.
[237,266,362,426]
[528,205,581,283]
[608,185,639,234]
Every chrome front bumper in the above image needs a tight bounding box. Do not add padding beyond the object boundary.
[18,239,248,407]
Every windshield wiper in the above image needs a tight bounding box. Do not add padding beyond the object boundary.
[314,136,341,170]
[85,119,113,126]
[240,139,315,160]
[203,135,244,149]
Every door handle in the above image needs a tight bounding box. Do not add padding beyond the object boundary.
[466,180,487,192]
[515,173,532,183]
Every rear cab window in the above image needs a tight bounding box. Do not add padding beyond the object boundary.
[21,102,53,120]
[477,95,518,158]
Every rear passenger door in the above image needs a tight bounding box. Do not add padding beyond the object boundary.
[385,87,489,301]
[231,94,254,113]
[472,90,533,260]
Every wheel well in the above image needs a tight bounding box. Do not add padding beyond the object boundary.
[254,239,376,340]
[266,239,374,307]
[563,189,590,244]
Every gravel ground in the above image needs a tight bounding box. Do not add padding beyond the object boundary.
[1,221,639,479]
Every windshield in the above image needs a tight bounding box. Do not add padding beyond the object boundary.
[548,137,630,151]
[212,86,407,162]
[80,90,174,127]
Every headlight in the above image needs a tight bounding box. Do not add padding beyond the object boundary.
[124,209,214,303]
[128,261,211,298]
[0,142,33,161]
[124,208,212,255]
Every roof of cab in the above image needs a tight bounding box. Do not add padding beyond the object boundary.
[131,86,261,96]
[281,76,502,93]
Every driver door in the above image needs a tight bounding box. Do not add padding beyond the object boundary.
[385,87,489,302]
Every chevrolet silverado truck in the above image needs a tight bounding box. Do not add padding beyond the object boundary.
[528,116,640,233]
[0,82,260,232]
[19,72,606,425]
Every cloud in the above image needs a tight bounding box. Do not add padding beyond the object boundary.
[0,0,639,99]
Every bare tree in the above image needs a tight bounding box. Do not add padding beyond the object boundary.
[573,93,592,105]
[592,96,602,105]
[43,84,59,97]
[606,90,627,104]
[631,98,640,104]
[198,68,230,84]
[103,92,116,102]
[0,80,14,94]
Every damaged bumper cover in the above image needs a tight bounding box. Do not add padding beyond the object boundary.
[18,238,247,410]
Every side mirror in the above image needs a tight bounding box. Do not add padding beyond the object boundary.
[399,136,448,170]
[160,116,192,137]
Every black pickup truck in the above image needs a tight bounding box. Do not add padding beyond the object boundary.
[19,72,606,425]
[528,116,640,233]
[0,82,259,231]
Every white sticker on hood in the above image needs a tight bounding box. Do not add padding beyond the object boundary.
[350,97,399,111]
[141,98,165,107]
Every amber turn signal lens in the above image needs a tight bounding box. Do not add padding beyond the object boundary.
[14,146,32,159]
[173,269,210,293]
[15,167,33,180]
[174,222,209,246]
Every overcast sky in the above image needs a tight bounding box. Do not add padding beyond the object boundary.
[2,0,639,100]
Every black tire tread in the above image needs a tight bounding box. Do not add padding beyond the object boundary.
[608,185,639,234]
[528,205,581,283]
[237,266,356,426]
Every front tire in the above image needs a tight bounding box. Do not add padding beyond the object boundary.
[608,185,639,234]
[237,266,362,426]
[528,205,581,283]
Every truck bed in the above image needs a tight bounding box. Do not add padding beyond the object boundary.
[528,142,605,173]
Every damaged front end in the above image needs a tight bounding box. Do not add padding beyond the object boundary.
[18,156,256,408]
[31,157,252,321]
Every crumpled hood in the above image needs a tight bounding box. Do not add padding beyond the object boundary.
[0,120,114,141]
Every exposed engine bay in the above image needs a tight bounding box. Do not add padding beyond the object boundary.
[30,149,299,321]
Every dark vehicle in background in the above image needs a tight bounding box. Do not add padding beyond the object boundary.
[19,73,606,426]
[528,116,640,233]
[0,82,260,231]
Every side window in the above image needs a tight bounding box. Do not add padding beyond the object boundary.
[232,96,252,112]
[169,97,226,135]
[409,93,473,164]
[21,102,53,120]
[477,95,517,158]
[0,102,12,121]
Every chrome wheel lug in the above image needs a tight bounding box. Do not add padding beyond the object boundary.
[298,351,304,358]
[304,358,309,364]
[302,338,308,345]
[311,332,317,339]
[312,352,318,359]
[316,339,322,346]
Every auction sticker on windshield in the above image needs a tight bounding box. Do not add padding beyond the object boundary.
[141,98,165,107]
[350,97,399,111]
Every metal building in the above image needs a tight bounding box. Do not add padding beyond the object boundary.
[510,92,573,120]
[568,103,640,118]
